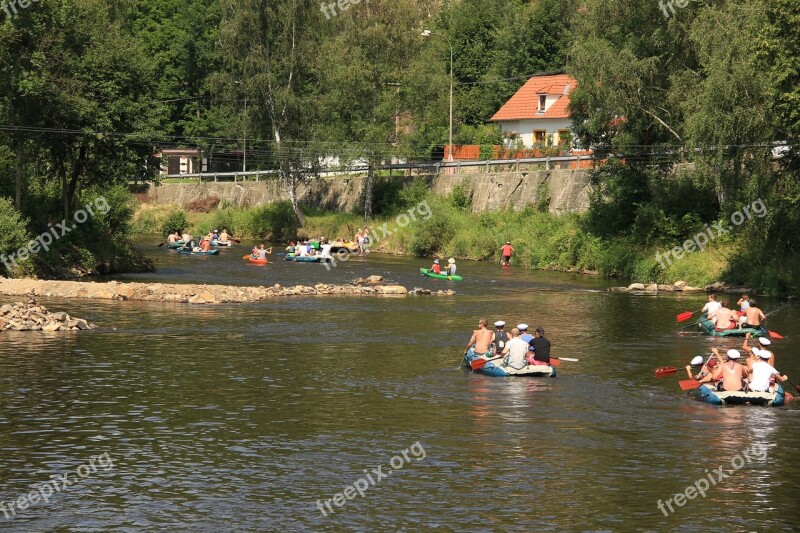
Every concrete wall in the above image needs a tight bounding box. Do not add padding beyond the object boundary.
[147,166,592,214]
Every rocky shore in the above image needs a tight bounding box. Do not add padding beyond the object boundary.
[0,277,455,305]
[609,281,751,294]
[1,301,98,332]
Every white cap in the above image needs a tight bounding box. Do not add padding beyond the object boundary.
[757,349,771,359]
[691,356,704,366]
[494,321,505,327]
[727,349,741,359]
[751,347,761,356]
[758,337,771,346]
[517,324,528,330]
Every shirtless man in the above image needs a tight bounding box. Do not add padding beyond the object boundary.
[702,294,721,320]
[218,229,231,243]
[167,230,179,244]
[465,319,495,356]
[743,334,774,367]
[709,300,737,331]
[743,302,766,330]
[711,348,747,391]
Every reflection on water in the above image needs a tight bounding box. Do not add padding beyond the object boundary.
[1,246,799,530]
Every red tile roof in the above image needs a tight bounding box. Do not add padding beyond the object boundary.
[491,74,576,121]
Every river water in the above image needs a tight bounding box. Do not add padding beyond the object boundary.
[1,236,798,531]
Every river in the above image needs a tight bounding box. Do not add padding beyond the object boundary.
[1,236,798,531]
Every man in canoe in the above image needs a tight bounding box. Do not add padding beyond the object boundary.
[257,244,272,260]
[167,230,180,244]
[500,241,515,265]
[702,294,721,319]
[685,355,717,380]
[218,229,231,243]
[742,301,766,330]
[527,327,551,365]
[500,328,528,370]
[711,348,748,391]
[492,321,508,356]
[199,237,212,252]
[517,324,533,344]
[444,258,457,276]
[743,334,774,367]
[465,319,494,356]
[747,349,788,392]
[708,300,737,331]
[430,259,442,274]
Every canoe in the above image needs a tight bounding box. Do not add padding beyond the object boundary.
[244,256,268,265]
[174,248,219,256]
[420,268,463,281]
[462,349,556,378]
[167,240,186,249]
[695,383,786,407]
[211,240,232,247]
[697,315,766,337]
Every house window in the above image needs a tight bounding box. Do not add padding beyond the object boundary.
[533,130,546,144]
[538,95,547,112]
[558,129,572,146]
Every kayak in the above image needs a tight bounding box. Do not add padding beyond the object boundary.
[174,248,219,256]
[697,315,766,337]
[244,256,268,265]
[420,268,463,281]
[695,383,787,407]
[211,240,232,247]
[462,349,556,378]
[167,240,186,249]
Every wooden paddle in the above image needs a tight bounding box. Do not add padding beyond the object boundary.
[552,357,579,362]
[470,355,502,371]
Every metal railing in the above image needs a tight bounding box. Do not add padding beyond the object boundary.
[162,153,596,181]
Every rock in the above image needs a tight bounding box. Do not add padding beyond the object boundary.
[609,287,630,292]
[0,304,11,315]
[51,312,68,322]
[188,294,207,304]
[674,280,687,289]
[75,319,91,330]
[645,284,658,292]
[682,286,704,292]
[116,286,136,300]
[705,282,729,292]
[199,291,216,304]
[409,287,432,295]
[657,284,676,292]
[365,275,384,284]
[273,283,281,290]
[352,278,366,285]
[42,323,61,332]
[628,283,645,290]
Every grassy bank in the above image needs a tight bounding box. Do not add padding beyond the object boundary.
[134,193,737,289]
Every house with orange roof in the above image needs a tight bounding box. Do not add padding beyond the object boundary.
[490,73,577,149]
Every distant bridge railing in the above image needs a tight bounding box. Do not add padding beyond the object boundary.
[162,153,596,182]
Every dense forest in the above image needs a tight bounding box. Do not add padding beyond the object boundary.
[1,0,799,293]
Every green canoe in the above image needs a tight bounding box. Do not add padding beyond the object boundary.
[697,314,766,337]
[420,268,463,281]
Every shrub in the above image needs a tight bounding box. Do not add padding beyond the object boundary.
[160,208,189,237]
[0,197,32,275]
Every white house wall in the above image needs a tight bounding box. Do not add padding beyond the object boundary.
[499,118,573,148]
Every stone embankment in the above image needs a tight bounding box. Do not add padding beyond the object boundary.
[1,301,97,332]
[609,281,750,294]
[0,277,454,305]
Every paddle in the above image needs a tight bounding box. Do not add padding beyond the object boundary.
[679,379,713,390]
[768,330,784,339]
[552,357,579,362]
[655,366,678,377]
[470,355,503,371]
[676,309,700,323]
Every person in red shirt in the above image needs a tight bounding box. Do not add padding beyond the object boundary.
[500,241,515,265]
[199,238,211,252]
[431,259,442,274]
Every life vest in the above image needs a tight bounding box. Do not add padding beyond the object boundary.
[494,330,509,352]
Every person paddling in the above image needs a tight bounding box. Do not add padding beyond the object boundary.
[431,259,442,274]
[167,230,180,244]
[747,349,788,392]
[199,237,211,252]
[492,321,509,356]
[742,301,766,330]
[712,348,748,391]
[708,300,737,331]
[465,319,494,357]
[257,244,272,260]
[444,258,457,276]
[500,328,528,370]
[527,327,551,365]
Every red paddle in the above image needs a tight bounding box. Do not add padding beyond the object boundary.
[676,311,696,323]
[768,330,784,339]
[679,379,717,390]
[655,366,678,377]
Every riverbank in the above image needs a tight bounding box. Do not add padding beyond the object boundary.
[0,278,455,304]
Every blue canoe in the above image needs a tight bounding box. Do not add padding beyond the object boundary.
[174,248,219,256]
[211,240,232,247]
[462,348,556,378]
[285,254,332,263]
[697,315,766,338]
[695,383,786,407]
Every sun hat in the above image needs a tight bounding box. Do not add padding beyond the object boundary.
[448,258,455,264]
[727,349,741,359]
[758,337,771,346]
[434,259,439,264]
[757,349,771,360]
[691,356,704,366]
[505,241,511,244]
[517,324,528,331]
[494,321,505,327]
